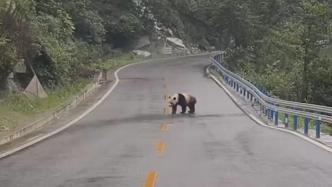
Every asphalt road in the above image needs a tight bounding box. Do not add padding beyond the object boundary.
[0,55,332,187]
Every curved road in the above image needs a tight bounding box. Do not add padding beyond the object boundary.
[0,55,332,187]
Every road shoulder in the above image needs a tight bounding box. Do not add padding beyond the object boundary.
[0,63,129,159]
[206,65,332,153]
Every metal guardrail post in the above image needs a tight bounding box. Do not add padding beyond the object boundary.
[304,118,310,136]
[284,114,289,128]
[274,111,279,126]
[211,53,332,137]
[260,104,264,114]
[294,115,298,130]
[316,118,321,138]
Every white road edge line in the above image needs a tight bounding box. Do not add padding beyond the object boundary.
[207,66,332,153]
[0,54,210,159]
[25,135,44,143]
[0,62,143,159]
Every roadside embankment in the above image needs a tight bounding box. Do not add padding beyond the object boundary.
[0,53,139,146]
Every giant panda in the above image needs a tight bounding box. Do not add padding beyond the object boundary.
[168,93,197,114]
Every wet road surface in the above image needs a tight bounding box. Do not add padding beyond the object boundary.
[0,55,332,187]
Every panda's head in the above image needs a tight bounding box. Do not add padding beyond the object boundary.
[169,94,179,106]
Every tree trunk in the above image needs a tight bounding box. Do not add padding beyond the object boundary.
[301,25,312,103]
[0,73,9,91]
[302,45,309,103]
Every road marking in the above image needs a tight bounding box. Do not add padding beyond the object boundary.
[207,66,332,153]
[164,94,169,102]
[0,60,154,159]
[0,54,211,159]
[144,171,158,187]
[164,105,171,115]
[25,135,43,143]
[166,107,170,115]
[161,124,170,132]
[157,141,166,154]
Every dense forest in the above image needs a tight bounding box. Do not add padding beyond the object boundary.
[146,0,332,106]
[1,0,332,106]
[0,0,154,91]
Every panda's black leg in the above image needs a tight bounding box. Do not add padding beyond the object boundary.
[172,105,177,114]
[191,104,195,114]
[188,104,194,114]
[188,105,192,113]
[181,105,187,114]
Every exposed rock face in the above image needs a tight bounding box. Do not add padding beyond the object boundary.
[133,36,151,50]
[133,50,151,57]
[7,73,19,93]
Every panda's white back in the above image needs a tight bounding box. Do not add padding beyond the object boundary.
[181,93,191,103]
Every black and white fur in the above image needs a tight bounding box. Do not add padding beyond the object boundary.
[169,93,197,114]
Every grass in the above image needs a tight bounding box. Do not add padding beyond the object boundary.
[277,112,332,135]
[320,45,332,59]
[0,79,89,135]
[91,53,142,71]
[0,53,140,136]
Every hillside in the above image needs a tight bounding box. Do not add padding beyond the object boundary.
[1,0,332,106]
[146,0,332,106]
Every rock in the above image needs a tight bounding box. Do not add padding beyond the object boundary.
[133,50,152,57]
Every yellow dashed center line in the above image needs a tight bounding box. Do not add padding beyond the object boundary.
[144,171,158,187]
[161,124,170,132]
[164,93,171,115]
[157,141,166,155]
[166,107,171,115]
[141,81,173,187]
[164,94,168,100]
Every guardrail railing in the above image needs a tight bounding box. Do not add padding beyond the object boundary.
[211,52,332,139]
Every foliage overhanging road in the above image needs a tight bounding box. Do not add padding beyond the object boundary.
[0,55,332,187]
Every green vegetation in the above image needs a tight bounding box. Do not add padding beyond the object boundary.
[0,0,152,90]
[146,0,332,106]
[1,0,332,134]
[2,80,88,114]
[0,53,137,134]
[2,0,331,106]
[0,0,148,134]
[91,53,140,71]
[278,112,332,135]
[0,79,88,134]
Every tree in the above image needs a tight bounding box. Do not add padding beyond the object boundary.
[0,36,17,90]
[298,0,330,102]
[0,0,32,90]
